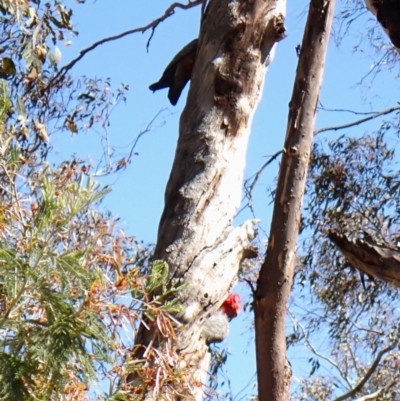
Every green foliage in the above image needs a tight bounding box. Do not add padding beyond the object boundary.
[145,260,170,293]
[142,260,184,321]
[0,5,155,399]
[0,0,129,172]
[0,152,113,398]
[0,91,181,399]
[0,353,35,401]
[0,127,164,400]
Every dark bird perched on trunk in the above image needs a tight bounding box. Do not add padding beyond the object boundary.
[149,39,198,106]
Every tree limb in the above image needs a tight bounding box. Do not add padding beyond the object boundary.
[352,379,396,401]
[254,1,336,400]
[45,0,203,90]
[333,343,396,401]
[288,312,352,388]
[241,149,283,215]
[328,231,400,286]
[127,0,287,398]
[318,103,381,115]
[241,102,400,219]
[315,105,400,135]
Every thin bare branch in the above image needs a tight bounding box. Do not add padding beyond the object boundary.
[360,48,396,84]
[349,318,384,336]
[244,150,283,199]
[318,102,380,115]
[46,1,202,90]
[332,343,396,401]
[288,312,352,389]
[232,373,257,401]
[239,149,283,216]
[314,105,400,135]
[92,109,170,177]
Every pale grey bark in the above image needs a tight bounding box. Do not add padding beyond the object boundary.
[128,0,287,400]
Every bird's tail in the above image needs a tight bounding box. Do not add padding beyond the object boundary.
[149,80,169,92]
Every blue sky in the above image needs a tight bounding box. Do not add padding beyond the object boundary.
[53,0,400,398]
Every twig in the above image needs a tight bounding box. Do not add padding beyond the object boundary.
[359,49,392,86]
[246,149,283,195]
[314,105,400,135]
[92,109,170,177]
[348,318,384,336]
[332,343,396,401]
[288,313,353,389]
[45,1,202,90]
[123,109,169,167]
[318,101,380,115]
[239,149,283,215]
[232,373,257,401]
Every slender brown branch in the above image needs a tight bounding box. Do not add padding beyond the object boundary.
[254,1,336,400]
[240,149,283,215]
[242,278,256,296]
[45,1,202,90]
[288,312,352,388]
[314,105,400,135]
[333,343,396,401]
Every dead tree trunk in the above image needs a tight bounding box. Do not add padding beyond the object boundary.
[254,1,336,401]
[127,0,286,400]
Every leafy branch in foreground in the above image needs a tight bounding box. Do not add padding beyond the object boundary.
[0,86,186,399]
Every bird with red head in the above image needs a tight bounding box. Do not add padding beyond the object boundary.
[220,293,241,319]
[201,292,241,344]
